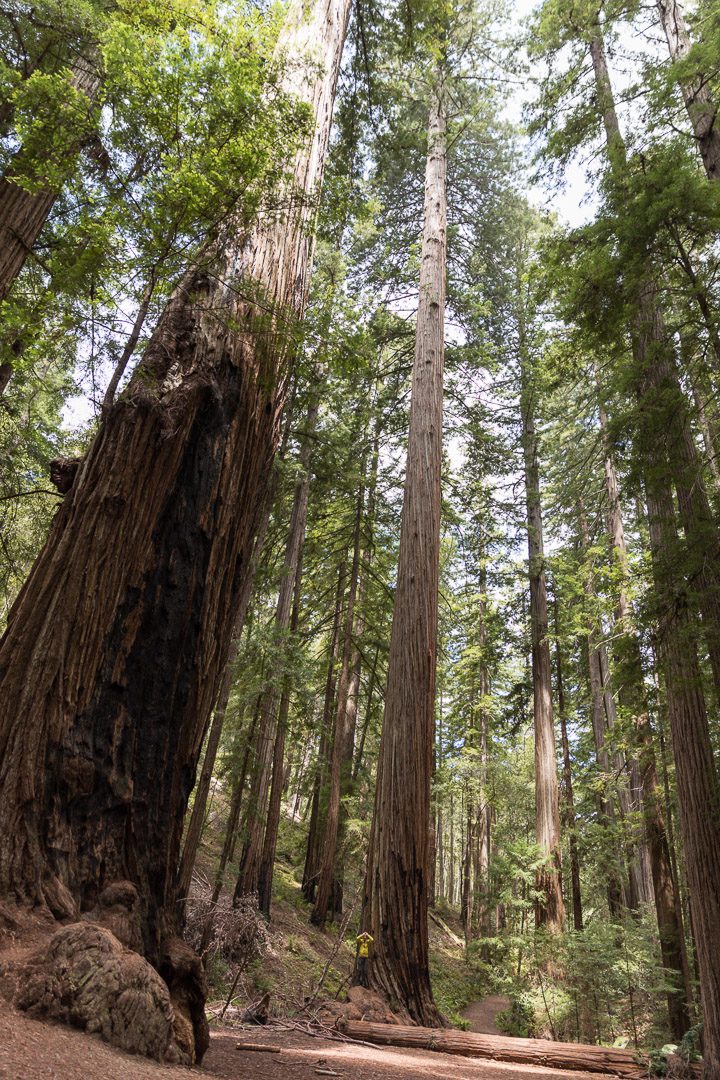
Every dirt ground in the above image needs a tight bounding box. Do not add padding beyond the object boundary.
[461,996,512,1036]
[0,1003,605,1080]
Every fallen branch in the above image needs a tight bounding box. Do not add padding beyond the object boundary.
[235,1043,281,1053]
[427,910,464,948]
[335,1020,663,1077]
[304,884,361,1013]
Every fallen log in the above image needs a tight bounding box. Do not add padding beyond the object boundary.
[336,1020,658,1077]
[235,1043,281,1053]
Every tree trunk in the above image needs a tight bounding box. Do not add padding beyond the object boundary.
[554,611,583,933]
[655,0,720,181]
[0,0,350,1059]
[302,560,346,901]
[234,395,319,900]
[176,409,291,903]
[312,477,364,929]
[258,545,305,920]
[362,76,446,1026]
[0,55,102,303]
[588,30,715,1058]
[598,400,690,1036]
[631,284,720,1065]
[337,1020,667,1078]
[520,337,564,935]
[197,690,262,961]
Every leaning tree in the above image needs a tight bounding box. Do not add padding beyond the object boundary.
[0,0,352,1059]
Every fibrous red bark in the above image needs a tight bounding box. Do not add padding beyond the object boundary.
[362,75,446,1026]
[0,0,351,1059]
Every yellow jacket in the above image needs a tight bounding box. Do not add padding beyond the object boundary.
[356,934,373,957]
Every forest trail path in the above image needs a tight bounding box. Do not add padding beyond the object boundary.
[461,995,511,1035]
[1,1002,603,1080]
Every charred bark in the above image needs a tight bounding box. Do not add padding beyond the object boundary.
[0,0,350,1060]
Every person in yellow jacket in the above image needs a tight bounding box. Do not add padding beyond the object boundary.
[356,931,373,987]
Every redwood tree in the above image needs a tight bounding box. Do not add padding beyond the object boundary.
[0,0,351,1058]
[362,71,446,1026]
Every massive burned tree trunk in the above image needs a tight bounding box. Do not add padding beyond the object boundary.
[655,0,720,182]
[0,0,350,1059]
[362,76,446,1027]
[519,339,565,936]
[176,413,292,904]
[588,24,718,1069]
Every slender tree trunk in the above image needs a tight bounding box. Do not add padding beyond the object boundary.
[234,395,319,900]
[554,611,583,933]
[312,476,365,929]
[258,546,304,920]
[655,0,720,181]
[302,561,346,901]
[0,0,350,1059]
[196,689,262,960]
[520,338,564,935]
[0,55,102,303]
[362,76,446,1026]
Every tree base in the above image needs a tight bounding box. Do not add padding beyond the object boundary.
[15,921,207,1064]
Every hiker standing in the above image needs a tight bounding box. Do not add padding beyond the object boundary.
[356,931,373,987]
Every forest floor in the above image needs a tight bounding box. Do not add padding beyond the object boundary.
[0,1002,604,1080]
[461,996,512,1036]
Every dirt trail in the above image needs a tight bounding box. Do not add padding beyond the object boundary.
[461,995,512,1036]
[0,1003,605,1080]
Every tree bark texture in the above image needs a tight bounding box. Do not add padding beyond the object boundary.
[520,351,564,934]
[176,422,286,904]
[0,55,101,303]
[656,0,720,181]
[0,0,350,1056]
[233,395,319,900]
[362,78,446,1027]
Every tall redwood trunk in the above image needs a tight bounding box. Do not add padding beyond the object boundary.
[587,27,715,1055]
[598,399,690,1037]
[0,0,350,1059]
[234,396,319,900]
[655,0,720,181]
[519,337,564,935]
[362,76,446,1027]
